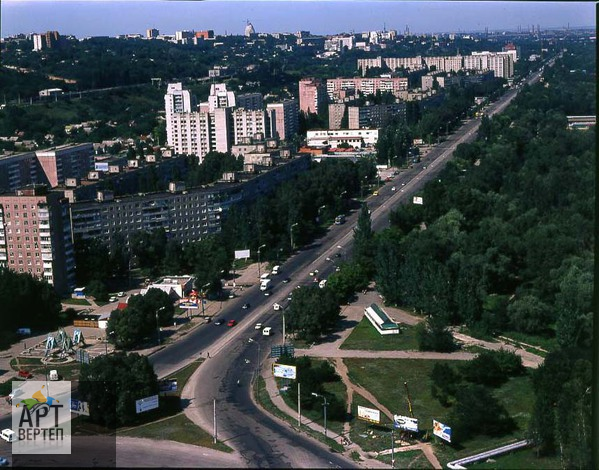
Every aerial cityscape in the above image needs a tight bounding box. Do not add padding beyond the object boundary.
[0,1,595,468]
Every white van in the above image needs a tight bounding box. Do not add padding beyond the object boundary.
[271,265,280,275]
[319,279,327,289]
[262,327,272,336]
[260,273,270,280]
[1,428,16,443]
[49,370,59,381]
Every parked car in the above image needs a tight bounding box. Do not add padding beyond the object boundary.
[0,456,9,466]
[227,319,237,327]
[0,429,16,443]
[18,370,32,379]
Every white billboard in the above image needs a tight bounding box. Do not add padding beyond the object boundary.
[235,249,251,260]
[357,405,380,424]
[179,300,199,309]
[94,162,109,172]
[413,196,423,205]
[393,415,418,432]
[433,419,452,442]
[135,394,159,414]
[272,364,297,380]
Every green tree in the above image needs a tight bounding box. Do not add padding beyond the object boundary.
[430,363,460,407]
[448,384,515,443]
[286,286,340,342]
[327,261,369,304]
[85,279,109,302]
[507,295,551,335]
[415,315,456,352]
[79,352,158,428]
[353,203,374,274]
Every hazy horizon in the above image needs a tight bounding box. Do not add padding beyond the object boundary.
[2,1,594,38]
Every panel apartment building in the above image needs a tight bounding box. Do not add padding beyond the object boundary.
[0,143,94,194]
[0,185,75,294]
[326,77,409,102]
[165,83,298,160]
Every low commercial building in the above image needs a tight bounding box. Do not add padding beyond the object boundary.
[306,129,379,148]
[364,303,400,335]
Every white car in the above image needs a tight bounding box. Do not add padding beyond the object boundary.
[109,296,118,302]
[273,303,281,311]
[254,323,262,330]
[309,270,319,277]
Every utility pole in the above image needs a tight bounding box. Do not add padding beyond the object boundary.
[298,382,301,428]
[282,311,286,345]
[213,397,217,444]
[391,428,395,468]
[257,244,266,279]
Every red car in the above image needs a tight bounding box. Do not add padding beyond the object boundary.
[227,319,237,327]
[18,370,33,379]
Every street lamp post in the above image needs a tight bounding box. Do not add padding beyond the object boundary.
[311,392,328,437]
[316,205,326,224]
[248,338,262,380]
[156,306,166,345]
[290,223,298,251]
[257,244,267,279]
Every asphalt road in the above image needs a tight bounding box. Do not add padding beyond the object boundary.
[146,64,548,467]
[0,61,552,468]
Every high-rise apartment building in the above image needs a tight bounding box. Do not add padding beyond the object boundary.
[166,83,297,160]
[348,103,406,129]
[146,28,159,39]
[299,78,327,114]
[266,100,299,141]
[0,152,39,193]
[32,31,61,51]
[0,185,75,294]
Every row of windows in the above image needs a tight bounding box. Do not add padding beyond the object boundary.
[7,245,40,251]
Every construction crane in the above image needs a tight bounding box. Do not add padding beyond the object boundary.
[404,382,414,418]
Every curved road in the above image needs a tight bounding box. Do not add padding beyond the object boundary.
[146,61,552,468]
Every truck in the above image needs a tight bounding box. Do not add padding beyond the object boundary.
[334,214,345,225]
[260,279,271,291]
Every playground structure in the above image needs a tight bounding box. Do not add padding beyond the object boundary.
[20,328,85,365]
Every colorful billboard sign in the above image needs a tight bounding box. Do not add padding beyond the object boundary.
[272,364,297,380]
[433,419,452,442]
[393,415,418,432]
[357,405,381,424]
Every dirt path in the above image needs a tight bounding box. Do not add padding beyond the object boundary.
[333,358,442,469]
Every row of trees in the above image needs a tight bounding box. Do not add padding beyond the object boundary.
[366,44,593,465]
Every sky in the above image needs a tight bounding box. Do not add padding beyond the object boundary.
[1,1,595,38]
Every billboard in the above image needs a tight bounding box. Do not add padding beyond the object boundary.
[357,405,381,424]
[413,196,424,205]
[94,162,109,172]
[179,299,199,309]
[272,364,297,380]
[235,249,251,260]
[432,419,452,442]
[70,398,90,416]
[393,415,418,432]
[135,394,159,414]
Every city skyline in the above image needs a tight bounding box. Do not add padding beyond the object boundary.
[2,0,594,38]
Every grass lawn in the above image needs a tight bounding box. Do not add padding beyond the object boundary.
[340,317,419,351]
[119,413,232,452]
[469,447,562,469]
[499,331,557,353]
[345,358,540,466]
[378,449,435,469]
[349,393,395,453]
[276,359,347,436]
[62,298,91,306]
[255,376,344,453]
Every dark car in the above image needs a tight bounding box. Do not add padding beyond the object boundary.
[242,303,250,309]
[282,277,291,283]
